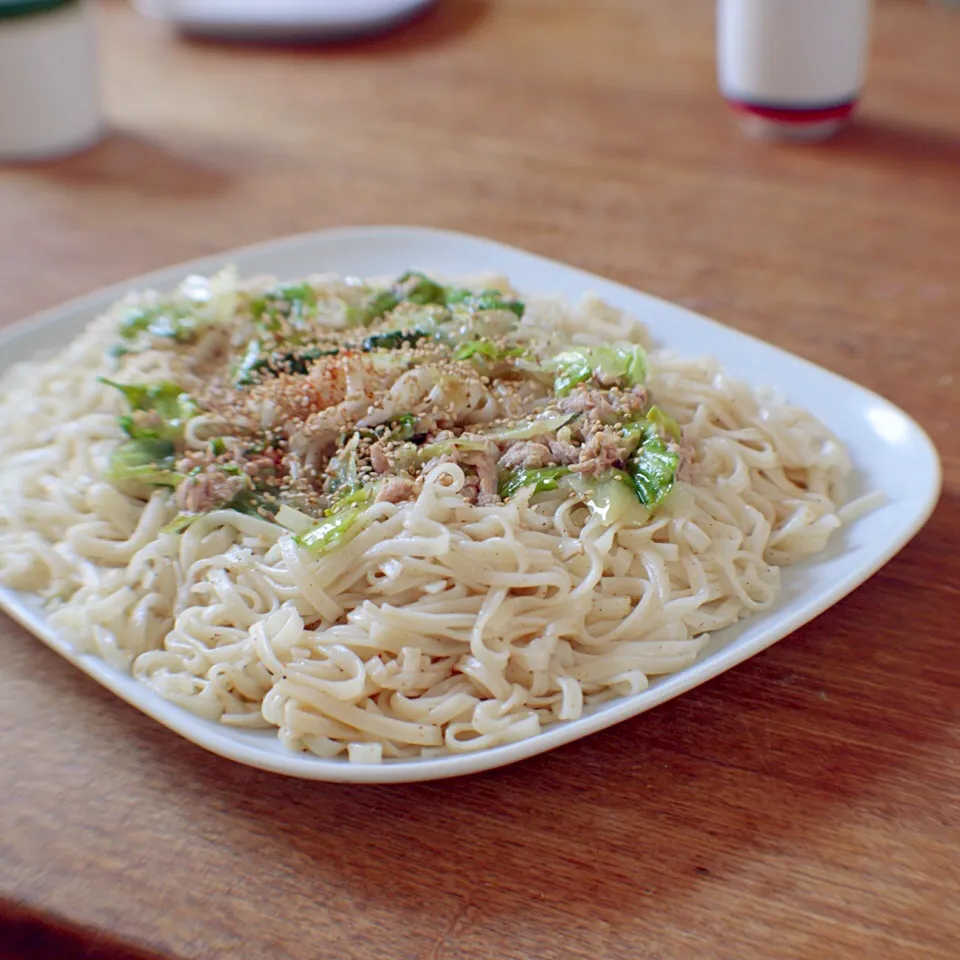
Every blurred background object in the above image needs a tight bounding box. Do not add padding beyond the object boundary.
[132,0,439,42]
[717,0,872,141]
[0,0,102,160]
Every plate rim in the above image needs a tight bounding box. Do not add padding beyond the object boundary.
[0,224,943,783]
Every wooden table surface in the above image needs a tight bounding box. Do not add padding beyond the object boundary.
[2,2,959,958]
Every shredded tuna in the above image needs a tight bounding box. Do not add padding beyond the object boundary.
[675,442,695,483]
[176,451,213,474]
[377,477,416,503]
[460,476,480,504]
[464,444,500,499]
[369,442,391,475]
[568,428,624,476]
[498,441,553,470]
[547,439,580,465]
[558,385,647,421]
[243,456,275,479]
[176,469,246,514]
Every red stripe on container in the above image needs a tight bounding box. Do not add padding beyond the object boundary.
[726,99,858,124]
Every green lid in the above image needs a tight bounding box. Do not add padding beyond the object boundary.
[0,0,79,20]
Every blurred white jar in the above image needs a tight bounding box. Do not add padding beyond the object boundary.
[717,0,872,141]
[0,0,103,161]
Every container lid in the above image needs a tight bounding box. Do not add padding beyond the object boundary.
[0,0,78,20]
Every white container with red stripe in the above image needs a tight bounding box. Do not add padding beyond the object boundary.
[717,0,873,141]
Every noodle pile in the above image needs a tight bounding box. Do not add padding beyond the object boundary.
[0,271,852,763]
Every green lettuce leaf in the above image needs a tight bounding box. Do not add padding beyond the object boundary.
[361,327,432,352]
[249,283,318,332]
[160,485,276,535]
[561,470,650,526]
[99,378,197,441]
[444,288,525,318]
[451,339,527,363]
[234,342,339,386]
[499,465,571,500]
[480,410,576,442]
[548,344,648,396]
[117,304,198,344]
[361,289,401,325]
[105,438,179,487]
[394,271,446,305]
[295,506,370,556]
[627,426,679,507]
[645,404,682,443]
[390,272,525,317]
[388,414,419,442]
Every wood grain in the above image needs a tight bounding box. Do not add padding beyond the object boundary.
[1,1,958,958]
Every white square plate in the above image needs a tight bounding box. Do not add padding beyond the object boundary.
[0,226,941,783]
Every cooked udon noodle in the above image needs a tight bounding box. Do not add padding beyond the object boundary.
[0,268,853,763]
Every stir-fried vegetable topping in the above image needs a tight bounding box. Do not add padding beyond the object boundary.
[99,269,692,547]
